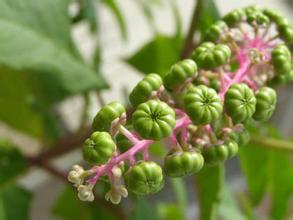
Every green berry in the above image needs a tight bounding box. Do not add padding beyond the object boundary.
[202,143,229,166]
[83,131,116,165]
[245,7,269,25]
[204,21,228,42]
[92,102,125,132]
[163,59,197,91]
[253,87,277,122]
[129,73,163,107]
[271,45,291,76]
[164,150,204,177]
[263,9,288,26]
[224,83,256,123]
[236,128,250,146]
[191,42,231,70]
[132,100,176,140]
[226,139,238,158]
[126,161,164,196]
[223,8,245,26]
[184,85,222,125]
[115,132,132,153]
[278,25,293,44]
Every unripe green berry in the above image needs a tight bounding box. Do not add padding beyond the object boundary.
[126,161,164,196]
[253,87,277,122]
[92,102,125,132]
[202,143,229,166]
[184,85,222,125]
[115,132,132,153]
[224,83,256,123]
[191,42,231,70]
[223,8,245,26]
[164,150,204,177]
[163,59,197,91]
[271,45,291,76]
[132,100,176,140]
[263,9,288,26]
[226,139,238,158]
[129,73,163,107]
[278,25,293,44]
[83,131,116,165]
[204,21,228,42]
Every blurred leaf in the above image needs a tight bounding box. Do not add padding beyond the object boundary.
[194,0,220,41]
[157,203,185,220]
[126,35,183,76]
[0,140,27,188]
[0,67,59,138]
[77,0,98,32]
[170,178,187,219]
[218,187,246,220]
[239,125,293,219]
[101,0,127,40]
[52,186,117,220]
[195,164,224,220]
[130,199,158,220]
[0,0,107,96]
[149,141,166,157]
[0,185,32,220]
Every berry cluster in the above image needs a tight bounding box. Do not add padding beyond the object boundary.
[68,6,293,204]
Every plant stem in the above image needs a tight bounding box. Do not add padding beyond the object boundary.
[180,0,204,59]
[250,135,293,152]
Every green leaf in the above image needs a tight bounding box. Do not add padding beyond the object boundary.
[170,178,187,219]
[52,186,117,220]
[0,0,107,95]
[130,199,158,220]
[0,185,32,220]
[77,0,98,32]
[126,35,183,77]
[198,0,220,38]
[101,0,127,40]
[218,187,246,220]
[195,164,224,220]
[239,125,293,219]
[0,140,27,188]
[157,203,185,220]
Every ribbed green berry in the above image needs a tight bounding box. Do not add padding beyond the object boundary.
[191,42,231,70]
[263,9,288,26]
[202,143,229,166]
[226,139,238,158]
[163,59,197,91]
[204,21,228,42]
[236,128,250,146]
[209,78,221,92]
[83,131,116,165]
[126,161,164,196]
[245,7,269,25]
[184,85,222,125]
[224,83,256,123]
[278,25,293,44]
[115,132,132,153]
[132,100,175,140]
[271,45,291,76]
[223,8,245,26]
[92,102,125,132]
[129,73,163,107]
[253,87,277,122]
[164,150,204,177]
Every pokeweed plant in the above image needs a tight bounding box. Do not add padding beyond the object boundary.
[68,5,293,205]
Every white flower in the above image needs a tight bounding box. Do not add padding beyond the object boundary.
[105,185,128,204]
[67,164,85,187]
[77,185,94,202]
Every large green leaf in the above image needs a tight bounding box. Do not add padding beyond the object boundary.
[52,186,117,220]
[126,35,183,77]
[218,187,246,220]
[195,164,224,220]
[239,125,293,219]
[129,199,158,220]
[0,140,27,188]
[0,0,107,95]
[0,185,32,220]
[157,203,185,220]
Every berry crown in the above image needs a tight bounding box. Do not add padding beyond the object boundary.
[68,6,293,204]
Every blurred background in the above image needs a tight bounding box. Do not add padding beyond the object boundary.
[1,0,293,219]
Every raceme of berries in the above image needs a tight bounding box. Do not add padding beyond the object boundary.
[68,6,293,204]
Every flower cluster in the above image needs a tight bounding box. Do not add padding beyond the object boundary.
[68,6,293,203]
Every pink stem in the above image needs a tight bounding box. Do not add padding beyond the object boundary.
[118,125,140,144]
